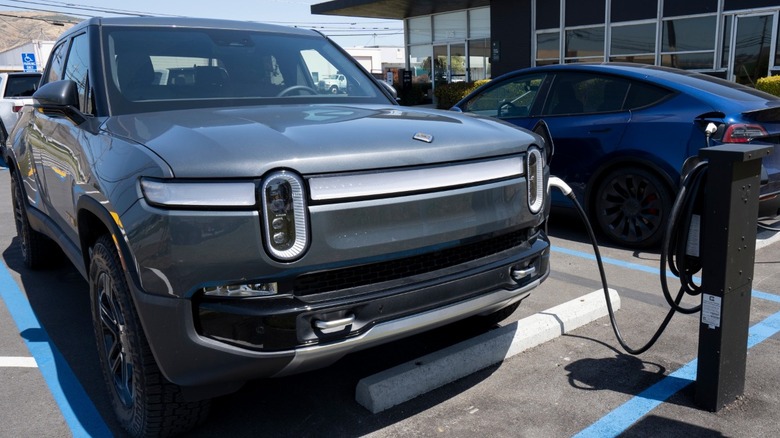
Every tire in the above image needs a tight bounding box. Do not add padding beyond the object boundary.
[593,167,672,248]
[330,85,339,94]
[89,235,209,437]
[11,170,53,269]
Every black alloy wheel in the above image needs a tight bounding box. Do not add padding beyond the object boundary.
[594,168,672,248]
[89,235,209,437]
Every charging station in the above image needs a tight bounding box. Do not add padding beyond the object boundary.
[695,143,773,412]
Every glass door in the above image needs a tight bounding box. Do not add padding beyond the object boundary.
[728,13,776,85]
[433,45,449,86]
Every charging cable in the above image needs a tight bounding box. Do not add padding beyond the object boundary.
[548,165,707,355]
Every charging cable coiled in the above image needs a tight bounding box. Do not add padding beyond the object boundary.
[548,165,707,355]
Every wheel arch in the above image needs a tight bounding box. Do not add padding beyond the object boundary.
[76,196,138,285]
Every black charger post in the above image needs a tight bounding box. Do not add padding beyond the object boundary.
[696,143,773,411]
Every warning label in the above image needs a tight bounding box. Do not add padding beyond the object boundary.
[701,294,722,329]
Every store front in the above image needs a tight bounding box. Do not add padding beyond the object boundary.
[313,0,780,87]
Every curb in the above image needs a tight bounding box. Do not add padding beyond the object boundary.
[355,288,620,413]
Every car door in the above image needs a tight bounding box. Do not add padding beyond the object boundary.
[29,32,92,244]
[537,72,631,191]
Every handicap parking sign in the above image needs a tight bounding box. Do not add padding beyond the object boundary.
[21,53,37,72]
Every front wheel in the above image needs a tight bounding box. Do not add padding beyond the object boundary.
[89,235,209,437]
[593,167,672,248]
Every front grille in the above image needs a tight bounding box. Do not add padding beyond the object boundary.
[293,229,531,296]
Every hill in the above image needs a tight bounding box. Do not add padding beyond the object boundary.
[0,11,77,51]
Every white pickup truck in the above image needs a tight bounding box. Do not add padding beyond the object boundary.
[0,72,41,148]
[317,73,347,93]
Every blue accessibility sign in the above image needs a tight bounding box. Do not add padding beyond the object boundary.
[21,52,37,72]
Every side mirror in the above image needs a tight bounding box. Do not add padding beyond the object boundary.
[531,119,554,164]
[33,79,80,108]
[32,80,90,127]
[379,80,398,101]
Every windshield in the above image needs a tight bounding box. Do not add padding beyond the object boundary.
[102,26,389,114]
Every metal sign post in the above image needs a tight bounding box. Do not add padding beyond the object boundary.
[696,143,772,411]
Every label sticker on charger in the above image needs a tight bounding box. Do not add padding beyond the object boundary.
[701,294,722,329]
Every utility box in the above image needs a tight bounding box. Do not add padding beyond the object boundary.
[696,143,773,411]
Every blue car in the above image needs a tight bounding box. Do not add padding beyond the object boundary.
[453,63,780,248]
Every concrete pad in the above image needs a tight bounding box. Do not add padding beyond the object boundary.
[355,288,620,414]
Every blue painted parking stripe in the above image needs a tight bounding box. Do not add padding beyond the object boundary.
[0,260,111,437]
[551,245,780,302]
[574,309,780,438]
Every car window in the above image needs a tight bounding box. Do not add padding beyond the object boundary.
[63,33,91,114]
[3,75,40,97]
[45,41,68,85]
[544,72,633,116]
[461,73,546,118]
[624,81,673,109]
[103,27,387,115]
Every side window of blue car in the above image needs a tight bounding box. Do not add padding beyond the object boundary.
[463,73,547,118]
[544,73,632,116]
[624,81,673,110]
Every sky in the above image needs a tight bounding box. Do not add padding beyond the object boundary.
[2,0,405,47]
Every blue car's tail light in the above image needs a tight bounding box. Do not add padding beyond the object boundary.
[723,124,768,143]
[261,170,308,261]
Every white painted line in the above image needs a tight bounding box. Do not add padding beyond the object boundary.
[355,289,620,414]
[0,356,38,367]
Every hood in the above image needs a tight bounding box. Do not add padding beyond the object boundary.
[102,104,536,177]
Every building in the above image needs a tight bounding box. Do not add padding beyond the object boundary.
[313,0,780,91]
[0,40,54,72]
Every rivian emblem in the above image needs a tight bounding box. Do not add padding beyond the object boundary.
[413,132,434,143]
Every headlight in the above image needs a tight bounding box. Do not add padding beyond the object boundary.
[140,179,256,208]
[527,147,544,214]
[261,170,309,261]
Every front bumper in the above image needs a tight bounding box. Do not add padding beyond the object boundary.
[130,234,549,398]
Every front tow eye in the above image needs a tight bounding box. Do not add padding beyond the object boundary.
[510,266,536,282]
[313,314,355,331]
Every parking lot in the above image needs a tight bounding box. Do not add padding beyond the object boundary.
[1,164,779,437]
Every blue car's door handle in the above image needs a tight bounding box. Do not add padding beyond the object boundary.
[589,128,611,133]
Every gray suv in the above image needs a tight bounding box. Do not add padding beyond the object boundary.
[7,17,550,436]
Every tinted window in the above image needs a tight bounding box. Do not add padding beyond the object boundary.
[4,75,40,97]
[624,81,672,109]
[461,73,546,118]
[612,0,657,22]
[63,33,90,113]
[543,73,632,116]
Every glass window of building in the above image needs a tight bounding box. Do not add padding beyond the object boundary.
[611,0,658,22]
[610,22,656,64]
[409,45,432,84]
[536,31,560,66]
[434,11,467,41]
[661,15,716,69]
[469,8,490,39]
[565,26,605,62]
[408,16,431,45]
[469,38,491,80]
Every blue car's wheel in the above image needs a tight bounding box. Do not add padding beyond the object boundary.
[594,167,672,248]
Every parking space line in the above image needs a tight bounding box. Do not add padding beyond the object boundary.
[551,245,780,302]
[573,308,780,437]
[0,356,37,367]
[0,260,111,437]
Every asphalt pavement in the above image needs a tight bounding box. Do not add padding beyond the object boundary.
[1,161,779,437]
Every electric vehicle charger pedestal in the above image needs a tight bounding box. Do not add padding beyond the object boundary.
[695,143,773,412]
